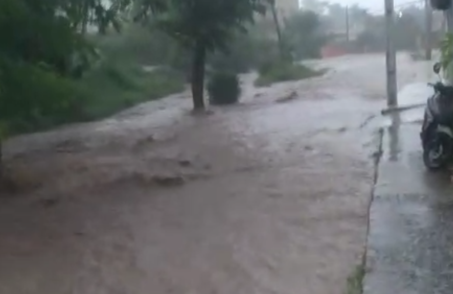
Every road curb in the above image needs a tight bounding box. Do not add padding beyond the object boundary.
[361,128,384,293]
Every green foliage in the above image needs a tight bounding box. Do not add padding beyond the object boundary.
[0,0,272,135]
[0,0,188,135]
[207,72,241,105]
[77,62,185,119]
[393,12,422,51]
[208,32,280,73]
[440,33,453,79]
[132,0,267,109]
[282,11,325,59]
[255,61,324,86]
[345,264,365,294]
[0,0,121,73]
[0,59,83,133]
[353,6,423,52]
[93,14,285,76]
[0,58,185,134]
[91,24,191,67]
[135,0,267,53]
[0,0,129,134]
[94,15,283,76]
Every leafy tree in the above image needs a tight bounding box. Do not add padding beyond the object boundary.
[266,0,285,60]
[208,31,279,73]
[394,12,422,50]
[0,0,127,78]
[300,0,328,14]
[283,10,325,59]
[354,5,422,52]
[440,33,453,79]
[133,0,267,110]
[0,0,127,181]
[0,0,122,130]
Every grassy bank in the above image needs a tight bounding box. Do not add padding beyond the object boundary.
[76,62,185,120]
[0,62,185,136]
[75,31,186,120]
[255,62,325,87]
[0,50,185,136]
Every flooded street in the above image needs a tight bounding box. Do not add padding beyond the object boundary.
[0,53,433,294]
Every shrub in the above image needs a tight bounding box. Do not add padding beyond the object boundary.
[0,60,83,133]
[255,61,324,86]
[208,32,280,74]
[77,62,185,119]
[258,59,279,76]
[92,25,191,70]
[282,11,325,60]
[207,72,241,105]
[0,58,186,134]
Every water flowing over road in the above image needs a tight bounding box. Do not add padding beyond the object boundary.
[0,53,433,294]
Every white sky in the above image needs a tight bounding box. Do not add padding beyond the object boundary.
[310,0,422,13]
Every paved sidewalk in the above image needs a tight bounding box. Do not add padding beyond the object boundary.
[364,85,453,294]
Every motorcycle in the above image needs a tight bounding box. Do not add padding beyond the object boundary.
[420,62,453,170]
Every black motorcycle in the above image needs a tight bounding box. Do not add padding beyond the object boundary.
[420,62,453,170]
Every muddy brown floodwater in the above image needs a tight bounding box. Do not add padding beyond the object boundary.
[0,53,433,294]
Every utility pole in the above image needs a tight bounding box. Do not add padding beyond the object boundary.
[447,2,453,31]
[425,0,433,60]
[385,0,397,107]
[345,5,350,42]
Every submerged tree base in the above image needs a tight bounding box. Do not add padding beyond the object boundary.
[255,62,326,87]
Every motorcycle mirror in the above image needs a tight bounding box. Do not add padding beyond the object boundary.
[433,62,442,74]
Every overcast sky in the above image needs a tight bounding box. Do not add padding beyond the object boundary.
[319,0,421,13]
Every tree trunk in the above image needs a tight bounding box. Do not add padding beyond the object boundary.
[270,4,285,60]
[190,41,206,110]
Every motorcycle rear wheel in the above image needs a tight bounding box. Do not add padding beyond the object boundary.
[423,136,450,170]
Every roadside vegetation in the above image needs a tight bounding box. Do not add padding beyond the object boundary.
[0,0,327,133]
[440,33,453,79]
[207,72,241,105]
[345,264,366,294]
[255,61,325,87]
[75,63,184,120]
[251,7,326,86]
